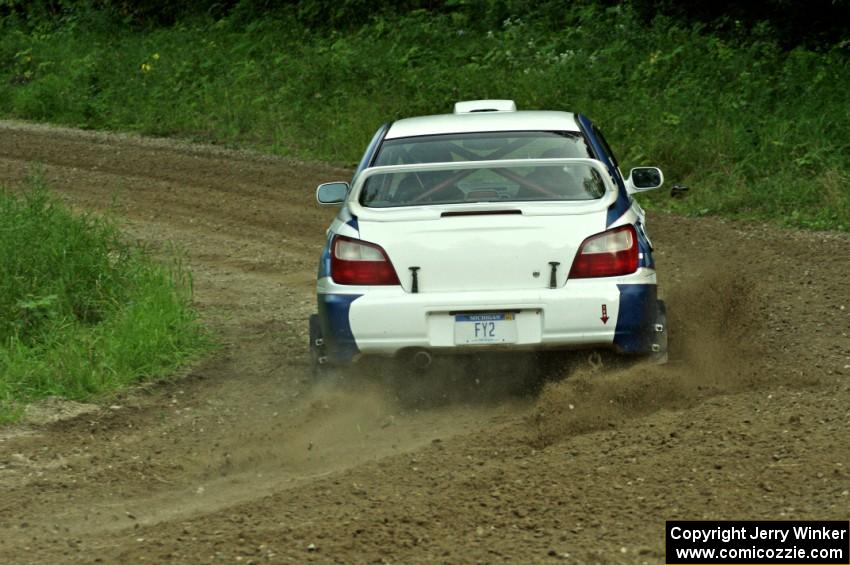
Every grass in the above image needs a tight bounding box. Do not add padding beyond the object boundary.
[0,6,847,231]
[0,174,210,421]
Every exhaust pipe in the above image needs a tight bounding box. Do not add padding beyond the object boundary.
[412,350,433,370]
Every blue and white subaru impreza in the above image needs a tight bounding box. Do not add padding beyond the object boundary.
[310,100,667,374]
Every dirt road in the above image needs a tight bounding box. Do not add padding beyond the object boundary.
[0,121,848,564]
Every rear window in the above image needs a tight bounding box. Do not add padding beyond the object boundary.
[360,163,607,208]
[373,131,592,165]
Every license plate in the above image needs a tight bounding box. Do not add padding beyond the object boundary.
[454,312,517,345]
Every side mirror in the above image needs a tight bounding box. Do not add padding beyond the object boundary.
[316,181,350,205]
[626,167,664,194]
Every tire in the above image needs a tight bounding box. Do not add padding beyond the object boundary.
[651,299,669,364]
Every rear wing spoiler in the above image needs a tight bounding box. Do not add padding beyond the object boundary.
[349,158,619,221]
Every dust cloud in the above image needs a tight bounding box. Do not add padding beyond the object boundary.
[528,271,775,447]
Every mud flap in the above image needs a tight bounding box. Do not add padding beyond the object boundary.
[651,300,668,364]
[309,314,329,379]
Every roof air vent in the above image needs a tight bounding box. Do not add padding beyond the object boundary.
[453,100,517,114]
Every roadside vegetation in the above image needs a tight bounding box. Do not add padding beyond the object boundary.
[0,175,209,421]
[0,2,847,230]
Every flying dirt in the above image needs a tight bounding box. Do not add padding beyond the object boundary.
[0,121,848,563]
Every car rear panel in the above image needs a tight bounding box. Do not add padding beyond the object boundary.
[356,212,605,293]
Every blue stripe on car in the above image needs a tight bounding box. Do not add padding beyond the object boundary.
[317,233,332,279]
[613,283,657,354]
[338,206,360,231]
[605,188,631,227]
[317,293,362,363]
[576,114,630,227]
[354,122,391,180]
[636,222,654,269]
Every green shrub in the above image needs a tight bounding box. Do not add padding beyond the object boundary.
[0,174,210,420]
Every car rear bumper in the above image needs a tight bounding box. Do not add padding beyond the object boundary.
[316,269,658,364]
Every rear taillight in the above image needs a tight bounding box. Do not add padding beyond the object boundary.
[331,235,401,285]
[569,225,638,279]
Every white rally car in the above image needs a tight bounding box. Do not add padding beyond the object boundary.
[310,100,667,374]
